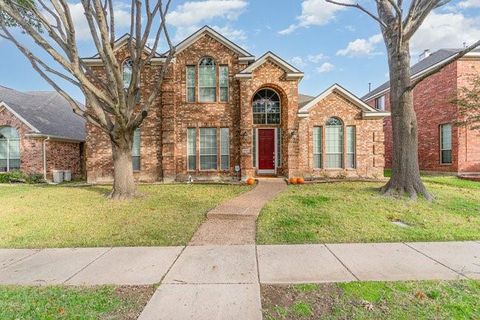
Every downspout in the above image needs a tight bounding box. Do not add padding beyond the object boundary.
[43,137,50,180]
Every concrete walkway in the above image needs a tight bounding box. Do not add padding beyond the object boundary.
[1,242,479,319]
[189,178,286,245]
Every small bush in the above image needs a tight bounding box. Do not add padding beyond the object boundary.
[0,171,44,184]
[25,173,45,184]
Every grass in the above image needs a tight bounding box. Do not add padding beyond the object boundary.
[0,285,154,319]
[257,175,480,244]
[262,280,480,320]
[0,184,250,248]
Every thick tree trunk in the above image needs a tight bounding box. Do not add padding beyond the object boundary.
[382,43,432,200]
[109,134,136,200]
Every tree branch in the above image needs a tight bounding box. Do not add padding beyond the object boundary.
[326,0,388,29]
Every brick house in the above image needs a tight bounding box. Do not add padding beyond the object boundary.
[0,86,85,179]
[363,49,480,174]
[84,26,388,183]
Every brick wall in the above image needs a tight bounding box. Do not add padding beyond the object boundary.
[367,57,480,173]
[0,107,83,179]
[299,92,384,179]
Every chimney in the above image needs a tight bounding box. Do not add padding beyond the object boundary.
[368,82,371,92]
[419,49,430,61]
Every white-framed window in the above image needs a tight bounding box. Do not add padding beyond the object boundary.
[346,126,356,168]
[220,128,229,170]
[187,128,196,170]
[186,65,196,102]
[252,89,281,125]
[122,59,133,89]
[325,117,343,168]
[252,129,257,168]
[0,126,20,172]
[440,123,452,164]
[219,65,229,102]
[200,128,217,170]
[132,128,141,171]
[313,126,322,169]
[199,57,216,102]
[375,95,385,111]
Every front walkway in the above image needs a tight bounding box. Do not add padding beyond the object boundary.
[1,242,479,319]
[189,178,286,245]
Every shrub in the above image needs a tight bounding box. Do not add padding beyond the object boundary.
[0,171,45,184]
[25,173,45,184]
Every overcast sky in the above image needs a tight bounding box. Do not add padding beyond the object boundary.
[1,0,479,101]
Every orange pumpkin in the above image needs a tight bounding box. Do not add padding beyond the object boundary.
[297,177,305,184]
[289,177,298,184]
[246,177,255,185]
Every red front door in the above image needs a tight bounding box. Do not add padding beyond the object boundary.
[258,129,275,171]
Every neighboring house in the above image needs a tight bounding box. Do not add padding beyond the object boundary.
[84,26,388,183]
[363,49,480,174]
[0,86,85,179]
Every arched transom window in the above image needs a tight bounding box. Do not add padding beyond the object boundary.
[122,59,133,89]
[199,57,217,102]
[252,89,281,125]
[325,117,343,168]
[0,126,20,172]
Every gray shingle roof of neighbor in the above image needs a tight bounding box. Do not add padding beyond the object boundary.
[299,94,315,108]
[362,48,480,101]
[0,86,85,142]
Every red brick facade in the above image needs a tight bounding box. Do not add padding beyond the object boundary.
[0,107,83,179]
[85,28,387,182]
[366,57,480,173]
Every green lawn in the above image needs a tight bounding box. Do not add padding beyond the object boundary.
[0,285,154,319]
[262,280,480,320]
[0,184,250,248]
[257,176,480,244]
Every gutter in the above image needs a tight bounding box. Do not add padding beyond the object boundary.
[43,137,50,180]
[25,133,85,143]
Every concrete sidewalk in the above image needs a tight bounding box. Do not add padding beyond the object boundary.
[1,241,479,319]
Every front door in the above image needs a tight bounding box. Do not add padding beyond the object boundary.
[258,128,275,174]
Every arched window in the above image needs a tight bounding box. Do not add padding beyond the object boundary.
[252,89,281,124]
[0,126,20,172]
[325,117,343,168]
[199,57,216,102]
[122,59,133,89]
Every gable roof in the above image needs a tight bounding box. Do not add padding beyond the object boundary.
[298,83,390,119]
[173,26,255,61]
[235,51,304,80]
[0,86,86,141]
[299,94,315,108]
[362,48,480,101]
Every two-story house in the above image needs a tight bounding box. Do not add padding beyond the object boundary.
[84,26,388,183]
[364,49,480,175]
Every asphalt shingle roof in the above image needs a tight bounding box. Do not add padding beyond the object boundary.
[0,86,85,141]
[362,48,480,101]
[299,94,315,108]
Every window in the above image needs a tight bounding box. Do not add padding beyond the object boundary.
[325,117,343,168]
[132,128,141,171]
[186,66,196,102]
[252,129,257,167]
[122,59,133,89]
[346,126,356,168]
[313,126,322,168]
[440,124,452,164]
[375,95,385,111]
[220,128,229,170]
[200,128,217,170]
[252,89,281,124]
[219,65,229,102]
[199,57,216,102]
[187,128,196,170]
[277,129,282,167]
[0,126,20,172]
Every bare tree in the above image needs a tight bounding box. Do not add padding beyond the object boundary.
[452,75,480,130]
[0,0,175,199]
[326,0,480,200]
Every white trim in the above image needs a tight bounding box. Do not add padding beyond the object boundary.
[298,84,385,117]
[174,26,254,58]
[362,111,391,118]
[236,52,303,79]
[83,57,166,66]
[364,50,480,101]
[25,133,84,143]
[0,101,40,133]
